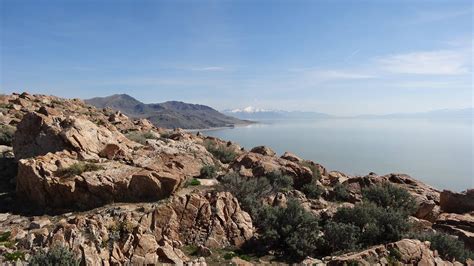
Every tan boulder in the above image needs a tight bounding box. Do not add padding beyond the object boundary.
[280,151,302,162]
[440,189,474,214]
[250,145,276,156]
[230,152,313,187]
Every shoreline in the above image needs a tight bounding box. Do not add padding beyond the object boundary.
[184,122,256,133]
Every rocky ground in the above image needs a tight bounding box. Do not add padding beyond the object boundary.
[0,92,473,265]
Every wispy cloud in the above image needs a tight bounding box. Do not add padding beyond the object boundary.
[189,66,225,71]
[409,9,472,24]
[375,50,470,75]
[307,70,375,80]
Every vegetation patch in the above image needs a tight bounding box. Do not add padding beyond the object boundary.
[333,183,351,201]
[125,131,158,145]
[30,245,79,265]
[0,124,16,146]
[362,182,416,215]
[200,165,218,179]
[186,178,201,187]
[57,162,104,177]
[413,232,473,262]
[3,251,25,262]
[203,140,237,163]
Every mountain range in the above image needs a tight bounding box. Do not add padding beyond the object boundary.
[85,94,251,129]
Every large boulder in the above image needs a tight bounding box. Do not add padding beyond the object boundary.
[440,189,474,214]
[13,112,136,160]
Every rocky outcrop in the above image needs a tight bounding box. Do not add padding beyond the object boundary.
[0,192,252,265]
[12,108,215,211]
[324,239,464,265]
[440,189,474,214]
[230,152,314,187]
[341,173,441,221]
[434,212,474,250]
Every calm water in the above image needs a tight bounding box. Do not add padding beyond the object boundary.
[204,118,473,192]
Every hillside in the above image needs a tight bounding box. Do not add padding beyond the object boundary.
[0,92,472,265]
[85,94,251,129]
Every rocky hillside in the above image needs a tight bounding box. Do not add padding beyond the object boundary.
[0,92,473,265]
[85,94,251,129]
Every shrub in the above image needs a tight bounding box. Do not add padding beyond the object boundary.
[219,173,272,218]
[323,221,360,252]
[57,162,104,177]
[3,251,25,262]
[30,245,79,265]
[257,200,322,259]
[333,202,410,247]
[200,165,217,179]
[414,232,474,262]
[266,171,294,193]
[301,182,323,199]
[0,125,15,146]
[362,182,416,214]
[333,183,350,201]
[203,140,237,163]
[125,131,158,145]
[186,178,201,186]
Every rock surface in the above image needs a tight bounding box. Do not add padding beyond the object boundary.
[440,189,474,214]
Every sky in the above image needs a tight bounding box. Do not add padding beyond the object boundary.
[0,0,472,115]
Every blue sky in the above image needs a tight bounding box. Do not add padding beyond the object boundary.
[1,0,472,115]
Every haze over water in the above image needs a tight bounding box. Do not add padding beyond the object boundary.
[205,118,473,192]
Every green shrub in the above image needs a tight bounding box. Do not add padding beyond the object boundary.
[333,183,350,201]
[414,232,473,262]
[0,231,11,242]
[125,131,158,145]
[223,251,237,260]
[323,221,360,252]
[257,200,322,259]
[57,162,104,177]
[30,245,79,265]
[266,171,294,193]
[219,173,272,218]
[362,182,416,214]
[203,140,237,163]
[0,125,15,146]
[200,165,217,179]
[333,202,410,247]
[301,182,323,199]
[3,251,25,262]
[186,178,201,186]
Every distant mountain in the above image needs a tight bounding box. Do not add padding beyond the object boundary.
[355,108,473,120]
[223,106,331,120]
[85,94,251,129]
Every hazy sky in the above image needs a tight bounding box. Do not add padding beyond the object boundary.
[1,0,472,115]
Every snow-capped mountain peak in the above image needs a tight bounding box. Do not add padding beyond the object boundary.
[229,106,270,113]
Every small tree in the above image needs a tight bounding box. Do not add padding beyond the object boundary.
[415,232,474,262]
[200,165,217,179]
[323,221,360,252]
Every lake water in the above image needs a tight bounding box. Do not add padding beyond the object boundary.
[204,118,473,192]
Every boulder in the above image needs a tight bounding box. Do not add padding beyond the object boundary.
[230,152,313,188]
[440,189,474,214]
[280,151,302,162]
[250,146,276,156]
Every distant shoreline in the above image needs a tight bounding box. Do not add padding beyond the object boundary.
[184,121,256,133]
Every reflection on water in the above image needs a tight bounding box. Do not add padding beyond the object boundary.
[204,118,473,192]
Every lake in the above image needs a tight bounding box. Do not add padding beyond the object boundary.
[203,118,473,192]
